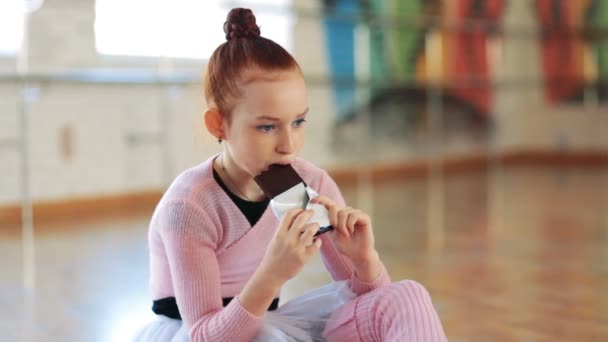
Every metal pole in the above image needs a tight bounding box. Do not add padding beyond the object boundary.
[354,21,374,217]
[19,7,35,293]
[157,56,173,186]
[425,33,445,257]
[426,87,445,256]
[18,6,36,341]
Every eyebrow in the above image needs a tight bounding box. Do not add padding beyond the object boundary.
[256,108,309,121]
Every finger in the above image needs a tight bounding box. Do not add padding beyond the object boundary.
[345,209,358,235]
[288,210,314,239]
[310,195,336,207]
[278,208,304,235]
[337,209,352,237]
[305,237,323,255]
[346,210,361,234]
[310,196,339,226]
[357,212,370,231]
[328,203,339,229]
[299,223,320,246]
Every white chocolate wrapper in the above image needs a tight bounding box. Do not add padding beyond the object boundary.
[270,182,331,228]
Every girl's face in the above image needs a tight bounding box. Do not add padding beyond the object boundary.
[224,70,308,178]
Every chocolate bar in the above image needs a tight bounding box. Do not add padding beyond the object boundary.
[254,164,333,237]
[254,164,304,199]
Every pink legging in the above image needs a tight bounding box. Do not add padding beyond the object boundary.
[324,280,447,341]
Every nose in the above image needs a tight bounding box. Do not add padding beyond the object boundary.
[276,129,295,155]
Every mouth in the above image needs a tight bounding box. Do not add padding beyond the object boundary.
[259,161,292,174]
[269,160,292,167]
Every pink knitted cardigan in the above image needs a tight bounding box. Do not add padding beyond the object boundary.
[147,156,391,341]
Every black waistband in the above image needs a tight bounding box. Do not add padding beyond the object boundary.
[152,296,280,320]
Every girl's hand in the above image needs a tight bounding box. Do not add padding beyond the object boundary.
[258,209,322,286]
[311,196,377,266]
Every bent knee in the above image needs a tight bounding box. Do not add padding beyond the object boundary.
[378,280,435,310]
[396,280,432,297]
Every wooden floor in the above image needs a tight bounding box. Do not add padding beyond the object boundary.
[1,164,607,341]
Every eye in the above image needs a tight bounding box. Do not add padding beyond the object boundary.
[256,124,276,133]
[293,118,307,127]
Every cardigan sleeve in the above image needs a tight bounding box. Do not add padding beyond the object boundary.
[156,199,263,341]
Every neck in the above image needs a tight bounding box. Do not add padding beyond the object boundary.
[215,153,266,202]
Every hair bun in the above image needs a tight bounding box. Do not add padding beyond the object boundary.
[224,8,261,41]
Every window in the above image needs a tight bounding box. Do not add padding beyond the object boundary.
[94,0,294,59]
[0,1,25,55]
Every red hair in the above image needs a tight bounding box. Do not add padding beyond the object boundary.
[204,8,301,116]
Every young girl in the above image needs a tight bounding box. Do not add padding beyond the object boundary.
[134,8,447,342]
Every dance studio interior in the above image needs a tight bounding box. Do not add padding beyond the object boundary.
[1,0,607,341]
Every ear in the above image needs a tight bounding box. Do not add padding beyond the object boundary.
[204,109,225,140]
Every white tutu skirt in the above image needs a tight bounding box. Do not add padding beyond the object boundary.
[133,281,356,342]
